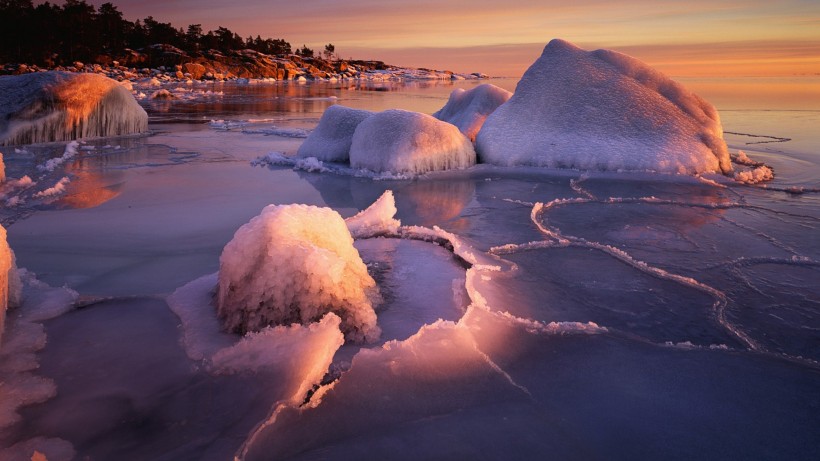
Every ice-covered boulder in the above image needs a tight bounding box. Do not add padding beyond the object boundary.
[0,72,148,145]
[476,39,732,175]
[433,84,512,142]
[350,109,475,175]
[217,204,381,343]
[297,105,373,162]
[1,225,22,346]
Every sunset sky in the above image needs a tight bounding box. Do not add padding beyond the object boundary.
[92,0,820,77]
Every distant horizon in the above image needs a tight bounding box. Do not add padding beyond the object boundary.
[73,0,820,78]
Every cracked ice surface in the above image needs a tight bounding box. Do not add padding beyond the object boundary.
[1,77,819,461]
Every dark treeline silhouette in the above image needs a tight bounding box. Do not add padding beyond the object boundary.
[0,0,294,66]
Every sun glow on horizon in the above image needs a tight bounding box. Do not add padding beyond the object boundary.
[85,0,820,77]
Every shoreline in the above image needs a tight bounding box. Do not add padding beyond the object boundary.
[1,47,490,84]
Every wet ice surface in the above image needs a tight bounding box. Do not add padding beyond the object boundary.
[1,80,819,460]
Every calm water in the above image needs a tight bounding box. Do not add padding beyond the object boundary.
[1,77,818,460]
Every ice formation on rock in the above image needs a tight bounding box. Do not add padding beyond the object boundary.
[476,39,732,175]
[0,72,148,145]
[350,109,475,175]
[211,313,344,401]
[1,225,22,347]
[296,105,373,162]
[433,84,512,142]
[345,190,401,239]
[217,204,381,342]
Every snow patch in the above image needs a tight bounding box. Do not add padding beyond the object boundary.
[37,141,78,172]
[734,165,774,184]
[33,176,70,198]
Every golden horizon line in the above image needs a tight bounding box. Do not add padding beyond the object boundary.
[328,40,820,78]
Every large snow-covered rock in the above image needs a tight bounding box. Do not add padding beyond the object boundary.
[433,84,512,142]
[0,72,148,145]
[350,109,475,175]
[1,225,22,347]
[297,105,373,162]
[476,39,732,175]
[217,204,381,343]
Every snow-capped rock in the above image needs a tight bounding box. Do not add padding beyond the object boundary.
[476,39,731,175]
[350,109,475,175]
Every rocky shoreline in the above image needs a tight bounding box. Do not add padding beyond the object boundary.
[1,45,489,83]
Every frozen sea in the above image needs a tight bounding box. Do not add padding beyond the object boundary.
[1,76,819,460]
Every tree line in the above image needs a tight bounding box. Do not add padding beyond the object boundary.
[0,0,313,66]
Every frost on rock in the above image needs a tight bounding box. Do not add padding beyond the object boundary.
[476,39,732,175]
[345,190,401,239]
[350,109,476,175]
[0,72,148,145]
[217,204,381,343]
[433,84,512,142]
[297,105,373,162]
[1,224,23,347]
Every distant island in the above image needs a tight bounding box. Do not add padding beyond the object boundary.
[0,0,488,82]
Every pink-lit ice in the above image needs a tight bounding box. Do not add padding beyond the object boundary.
[216,204,381,342]
[0,72,148,145]
[345,190,401,239]
[433,84,512,142]
[0,225,22,346]
[297,105,373,162]
[476,39,732,175]
[350,109,476,175]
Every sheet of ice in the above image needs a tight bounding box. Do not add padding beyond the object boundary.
[350,109,476,175]
[433,84,512,142]
[217,204,381,342]
[344,190,401,238]
[0,436,75,461]
[476,39,732,175]
[2,78,818,461]
[0,72,148,145]
[167,273,234,361]
[0,269,76,455]
[211,314,343,383]
[296,105,373,162]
